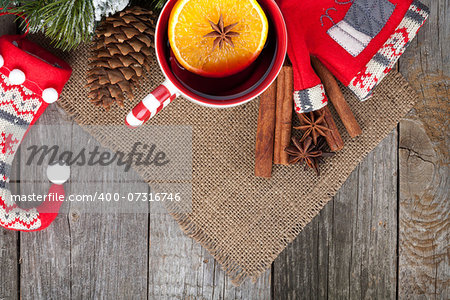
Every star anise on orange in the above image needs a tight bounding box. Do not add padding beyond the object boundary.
[284,136,323,175]
[294,110,329,145]
[203,14,240,51]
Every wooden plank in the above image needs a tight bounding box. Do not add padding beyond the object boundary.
[0,15,19,300]
[273,130,398,299]
[19,109,150,298]
[0,228,18,300]
[68,125,149,299]
[18,105,73,299]
[326,169,358,300]
[398,119,449,298]
[398,0,449,298]
[148,202,271,299]
[351,130,398,299]
[273,213,322,299]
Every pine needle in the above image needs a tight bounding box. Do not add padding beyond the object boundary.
[1,0,167,51]
[11,0,95,51]
[0,0,19,11]
[131,0,167,11]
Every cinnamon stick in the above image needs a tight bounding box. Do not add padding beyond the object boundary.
[311,56,362,138]
[273,66,294,165]
[320,106,344,151]
[255,80,277,178]
[273,70,284,164]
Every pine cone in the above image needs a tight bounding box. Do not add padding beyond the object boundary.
[87,6,156,110]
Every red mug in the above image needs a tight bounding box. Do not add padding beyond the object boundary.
[125,0,288,128]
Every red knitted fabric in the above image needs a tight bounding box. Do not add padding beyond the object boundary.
[277,0,429,113]
[0,35,71,231]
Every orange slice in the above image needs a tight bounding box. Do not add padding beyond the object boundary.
[168,0,269,77]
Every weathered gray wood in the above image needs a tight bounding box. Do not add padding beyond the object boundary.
[18,105,150,298]
[0,16,18,300]
[18,105,73,299]
[398,0,449,298]
[272,212,322,299]
[398,119,449,299]
[148,202,271,299]
[326,169,358,300]
[0,229,18,300]
[67,126,149,299]
[352,130,398,299]
[273,130,398,299]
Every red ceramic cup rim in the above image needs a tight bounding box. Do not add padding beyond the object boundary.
[155,0,288,108]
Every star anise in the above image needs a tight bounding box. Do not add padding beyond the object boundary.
[284,136,322,175]
[203,14,240,51]
[312,137,335,175]
[294,110,329,145]
[315,137,335,161]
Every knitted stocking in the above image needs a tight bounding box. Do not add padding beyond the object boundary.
[277,0,429,113]
[0,35,72,231]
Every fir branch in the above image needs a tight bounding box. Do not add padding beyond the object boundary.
[13,0,95,51]
[0,0,13,8]
[0,0,19,11]
[149,0,166,10]
[131,0,167,11]
[1,0,165,51]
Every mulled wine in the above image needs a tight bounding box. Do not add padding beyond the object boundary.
[164,3,278,101]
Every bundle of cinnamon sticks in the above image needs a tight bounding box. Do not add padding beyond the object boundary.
[255,59,362,178]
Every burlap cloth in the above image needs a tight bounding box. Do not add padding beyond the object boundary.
[57,44,418,285]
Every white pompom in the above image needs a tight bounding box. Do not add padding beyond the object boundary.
[9,69,26,85]
[0,55,4,68]
[47,162,70,185]
[42,88,59,103]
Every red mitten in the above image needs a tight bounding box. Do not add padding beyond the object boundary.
[277,0,429,113]
[0,35,72,231]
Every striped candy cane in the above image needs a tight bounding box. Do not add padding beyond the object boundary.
[125,80,179,128]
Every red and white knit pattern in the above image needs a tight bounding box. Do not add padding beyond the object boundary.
[0,74,44,230]
[348,0,429,100]
[0,192,41,230]
[293,83,328,113]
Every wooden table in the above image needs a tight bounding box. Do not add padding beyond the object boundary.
[0,0,448,298]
